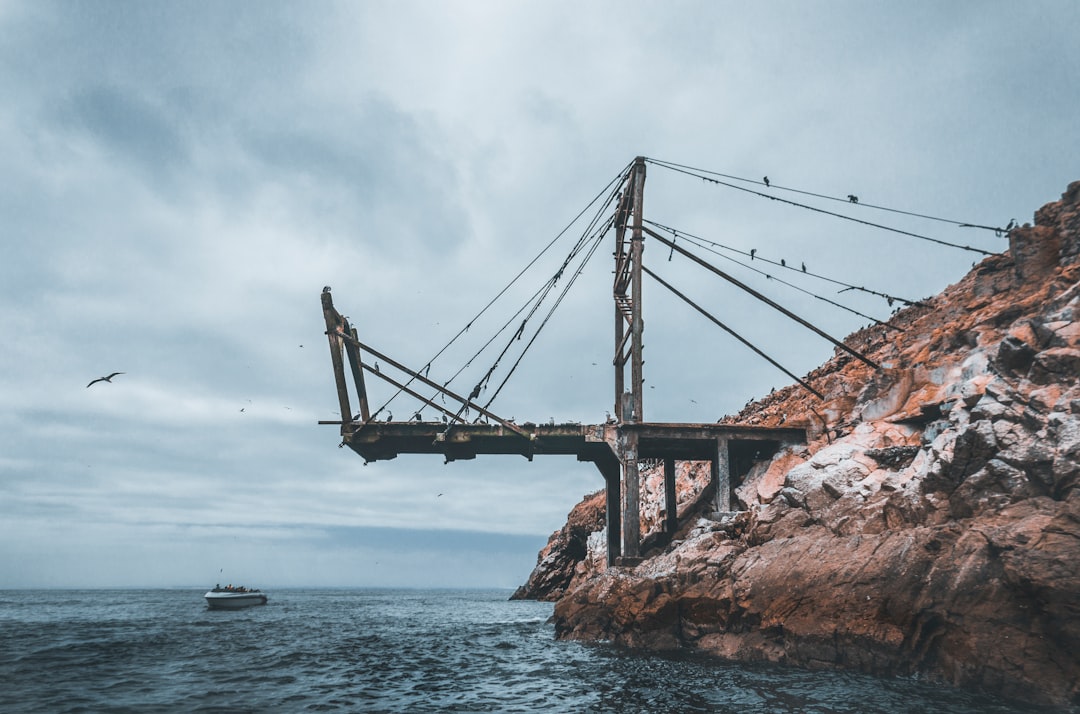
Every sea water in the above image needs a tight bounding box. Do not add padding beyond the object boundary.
[0,589,1048,713]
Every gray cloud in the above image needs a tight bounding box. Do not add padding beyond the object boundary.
[1,0,1077,588]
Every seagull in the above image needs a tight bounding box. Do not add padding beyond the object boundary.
[86,372,124,388]
[763,176,770,187]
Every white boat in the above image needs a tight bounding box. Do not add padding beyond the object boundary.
[204,586,268,609]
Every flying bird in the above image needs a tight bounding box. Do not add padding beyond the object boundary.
[86,372,124,388]
[763,176,770,187]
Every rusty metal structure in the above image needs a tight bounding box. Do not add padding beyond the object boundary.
[320,157,808,566]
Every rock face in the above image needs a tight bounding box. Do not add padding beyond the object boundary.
[523,182,1080,708]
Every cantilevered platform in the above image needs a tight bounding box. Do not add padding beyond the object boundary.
[330,419,806,466]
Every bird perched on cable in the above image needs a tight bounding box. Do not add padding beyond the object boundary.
[847,195,859,204]
[750,248,757,260]
[780,259,786,267]
[468,383,482,401]
[86,372,124,388]
[801,262,807,272]
[373,362,380,373]
[763,176,770,187]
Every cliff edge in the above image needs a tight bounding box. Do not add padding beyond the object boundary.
[520,182,1080,708]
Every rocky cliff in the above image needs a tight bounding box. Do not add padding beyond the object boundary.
[519,182,1080,708]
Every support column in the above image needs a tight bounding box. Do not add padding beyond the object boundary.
[711,437,731,513]
[620,428,641,559]
[605,470,622,566]
[664,457,677,534]
[589,453,623,567]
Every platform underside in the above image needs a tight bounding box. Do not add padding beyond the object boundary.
[336,420,807,464]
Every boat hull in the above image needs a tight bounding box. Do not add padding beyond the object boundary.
[204,591,268,609]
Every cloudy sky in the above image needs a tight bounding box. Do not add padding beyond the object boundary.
[1,1,1077,589]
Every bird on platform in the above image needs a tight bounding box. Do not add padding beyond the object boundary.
[847,194,859,204]
[442,415,449,424]
[385,412,393,422]
[86,372,124,388]
[411,411,422,422]
[323,286,331,293]
[763,176,770,187]
[750,248,757,260]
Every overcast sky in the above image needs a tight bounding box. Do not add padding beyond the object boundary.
[1,1,1077,589]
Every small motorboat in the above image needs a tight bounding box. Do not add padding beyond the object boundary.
[204,585,268,609]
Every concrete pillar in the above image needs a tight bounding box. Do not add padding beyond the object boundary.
[664,457,677,534]
[711,437,731,512]
[605,469,622,566]
[621,429,641,559]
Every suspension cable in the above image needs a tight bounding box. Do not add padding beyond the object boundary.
[643,265,824,400]
[645,157,1007,233]
[644,220,916,322]
[644,159,996,255]
[366,162,633,421]
[645,226,881,370]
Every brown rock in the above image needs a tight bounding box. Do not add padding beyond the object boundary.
[526,181,1080,708]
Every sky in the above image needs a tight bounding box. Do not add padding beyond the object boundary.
[1,1,1077,589]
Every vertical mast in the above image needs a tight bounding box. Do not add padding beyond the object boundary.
[612,157,646,423]
[629,156,645,422]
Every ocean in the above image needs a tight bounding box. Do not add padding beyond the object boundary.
[0,588,1046,713]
